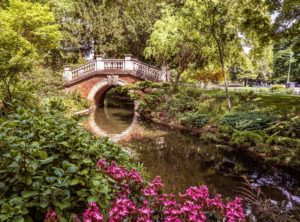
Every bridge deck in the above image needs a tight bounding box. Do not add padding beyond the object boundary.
[63,55,168,84]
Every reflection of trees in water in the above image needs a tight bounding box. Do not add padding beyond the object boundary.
[94,105,134,135]
[131,128,243,195]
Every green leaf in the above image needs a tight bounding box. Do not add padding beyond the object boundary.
[53,201,70,210]
[54,168,64,177]
[77,190,89,197]
[15,216,25,222]
[40,156,54,165]
[22,191,38,199]
[59,141,70,147]
[69,178,80,186]
[65,165,78,174]
[0,214,10,221]
[40,197,49,208]
[83,158,92,164]
[9,197,23,206]
[87,195,99,202]
[70,152,81,159]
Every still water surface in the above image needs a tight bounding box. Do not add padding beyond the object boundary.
[89,100,300,210]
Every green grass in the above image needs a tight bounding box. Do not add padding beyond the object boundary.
[255,94,300,113]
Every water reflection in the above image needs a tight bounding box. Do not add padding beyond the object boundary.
[88,98,136,141]
[94,102,134,134]
[122,122,300,207]
[88,97,300,210]
[123,123,244,196]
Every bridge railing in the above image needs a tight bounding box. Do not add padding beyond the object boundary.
[63,55,168,82]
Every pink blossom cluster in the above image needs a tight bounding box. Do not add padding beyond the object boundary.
[225,197,245,222]
[97,159,142,184]
[96,159,245,222]
[44,208,58,222]
[83,202,104,222]
[45,159,246,222]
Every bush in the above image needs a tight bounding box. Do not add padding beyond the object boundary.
[269,85,285,92]
[178,111,209,127]
[219,111,274,131]
[231,131,265,147]
[0,105,133,221]
[167,95,197,117]
[266,116,300,139]
[44,160,246,222]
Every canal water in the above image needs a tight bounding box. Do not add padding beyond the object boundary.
[88,98,300,217]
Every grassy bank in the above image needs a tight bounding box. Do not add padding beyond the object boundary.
[126,82,300,171]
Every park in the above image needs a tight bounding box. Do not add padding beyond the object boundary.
[0,0,299,221]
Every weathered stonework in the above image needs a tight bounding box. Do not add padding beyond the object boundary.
[64,73,141,106]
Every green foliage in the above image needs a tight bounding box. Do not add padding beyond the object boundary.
[231,130,265,147]
[269,84,285,92]
[219,111,274,131]
[266,116,300,139]
[0,0,61,103]
[0,105,133,221]
[178,111,209,127]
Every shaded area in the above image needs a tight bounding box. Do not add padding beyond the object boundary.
[123,121,300,205]
[94,103,134,135]
[93,86,135,135]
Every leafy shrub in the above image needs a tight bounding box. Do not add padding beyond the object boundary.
[178,111,209,127]
[47,97,66,112]
[0,105,133,221]
[235,91,257,101]
[45,160,246,222]
[231,131,265,147]
[219,111,274,131]
[167,95,197,117]
[266,116,300,139]
[269,85,285,92]
[266,136,300,148]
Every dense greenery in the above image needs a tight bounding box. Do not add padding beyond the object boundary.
[0,0,299,221]
[130,82,300,169]
[0,102,135,221]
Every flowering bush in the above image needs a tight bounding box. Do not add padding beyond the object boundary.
[45,159,245,222]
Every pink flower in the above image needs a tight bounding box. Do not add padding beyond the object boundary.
[44,208,58,222]
[207,194,224,210]
[128,169,142,184]
[185,186,209,202]
[151,176,164,190]
[109,197,136,222]
[97,159,107,171]
[83,202,103,222]
[225,197,245,222]
[106,161,128,181]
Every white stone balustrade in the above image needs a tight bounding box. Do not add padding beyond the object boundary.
[63,55,168,82]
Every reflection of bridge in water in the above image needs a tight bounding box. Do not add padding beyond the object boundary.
[63,54,167,140]
[63,54,168,107]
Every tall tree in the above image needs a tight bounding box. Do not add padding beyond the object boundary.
[0,0,60,102]
[145,7,204,89]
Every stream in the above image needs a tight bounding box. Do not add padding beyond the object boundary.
[88,98,300,219]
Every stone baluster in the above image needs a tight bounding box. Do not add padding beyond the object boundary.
[160,66,169,82]
[124,54,133,71]
[63,66,73,81]
[96,55,104,70]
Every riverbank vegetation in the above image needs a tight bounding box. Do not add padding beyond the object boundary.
[1,0,299,221]
[126,82,300,171]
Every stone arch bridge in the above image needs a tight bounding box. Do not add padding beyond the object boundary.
[63,54,168,106]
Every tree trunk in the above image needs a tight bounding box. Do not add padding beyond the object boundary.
[3,79,12,102]
[221,59,232,110]
[172,71,181,92]
[216,42,231,110]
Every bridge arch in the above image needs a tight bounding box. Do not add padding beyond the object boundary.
[87,79,129,107]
